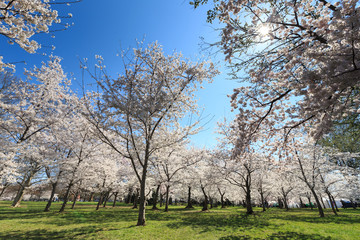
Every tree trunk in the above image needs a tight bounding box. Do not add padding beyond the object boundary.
[125,188,132,204]
[220,194,225,208]
[326,191,338,216]
[219,190,225,208]
[12,185,26,208]
[310,189,325,217]
[245,187,253,214]
[12,175,33,207]
[44,181,58,212]
[201,185,208,211]
[103,192,113,207]
[136,171,147,226]
[103,192,109,207]
[307,195,313,210]
[59,182,73,212]
[113,192,118,207]
[209,196,213,209]
[331,194,339,212]
[159,193,163,207]
[281,189,289,211]
[260,191,266,212]
[88,192,94,202]
[152,185,160,210]
[132,188,139,209]
[165,185,170,212]
[299,197,304,208]
[319,193,326,209]
[96,193,103,210]
[0,183,9,198]
[71,191,79,209]
[350,200,357,209]
[185,186,193,209]
[278,197,283,209]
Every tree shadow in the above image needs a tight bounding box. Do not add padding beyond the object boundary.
[52,208,138,225]
[166,212,270,233]
[219,231,332,240]
[0,225,113,240]
[269,209,360,225]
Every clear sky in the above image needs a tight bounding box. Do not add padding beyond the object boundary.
[1,0,238,148]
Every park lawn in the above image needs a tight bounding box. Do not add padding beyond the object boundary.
[0,201,359,240]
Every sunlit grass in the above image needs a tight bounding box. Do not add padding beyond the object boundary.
[0,201,359,239]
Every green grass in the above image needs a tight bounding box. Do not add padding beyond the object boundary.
[0,201,359,239]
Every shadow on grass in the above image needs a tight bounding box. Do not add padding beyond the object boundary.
[0,204,139,225]
[166,212,270,233]
[219,231,332,240]
[267,208,360,225]
[52,208,139,225]
[0,225,113,240]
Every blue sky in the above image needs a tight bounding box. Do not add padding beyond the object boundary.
[1,0,237,148]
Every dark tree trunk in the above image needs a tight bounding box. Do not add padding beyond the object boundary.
[133,188,139,209]
[0,183,9,198]
[307,195,313,210]
[136,170,147,226]
[96,193,103,210]
[310,189,325,217]
[331,194,339,212]
[165,185,170,212]
[159,193,163,207]
[12,175,33,207]
[245,188,253,214]
[152,185,160,210]
[220,195,225,208]
[209,196,213,209]
[88,192,94,202]
[113,192,118,207]
[103,192,112,208]
[71,191,79,209]
[319,193,326,209]
[350,200,357,209]
[281,188,289,211]
[12,185,26,208]
[278,197,283,209]
[218,187,225,209]
[185,186,193,209]
[299,197,304,208]
[44,182,58,212]
[201,185,208,211]
[59,182,73,212]
[283,197,289,211]
[125,188,132,204]
[259,190,266,212]
[326,191,338,216]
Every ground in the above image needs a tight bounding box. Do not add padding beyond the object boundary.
[0,201,359,239]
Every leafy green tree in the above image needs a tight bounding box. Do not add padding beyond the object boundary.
[320,113,360,169]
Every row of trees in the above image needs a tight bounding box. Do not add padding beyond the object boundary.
[189,0,360,216]
[1,0,359,227]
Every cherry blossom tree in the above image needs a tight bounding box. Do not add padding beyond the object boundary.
[83,41,218,225]
[195,0,360,153]
[179,161,199,209]
[43,145,73,212]
[216,118,267,214]
[291,141,327,216]
[151,143,205,212]
[0,0,79,71]
[0,56,77,207]
[194,156,213,211]
[57,119,100,213]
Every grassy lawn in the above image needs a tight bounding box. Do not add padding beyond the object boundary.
[0,201,359,239]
